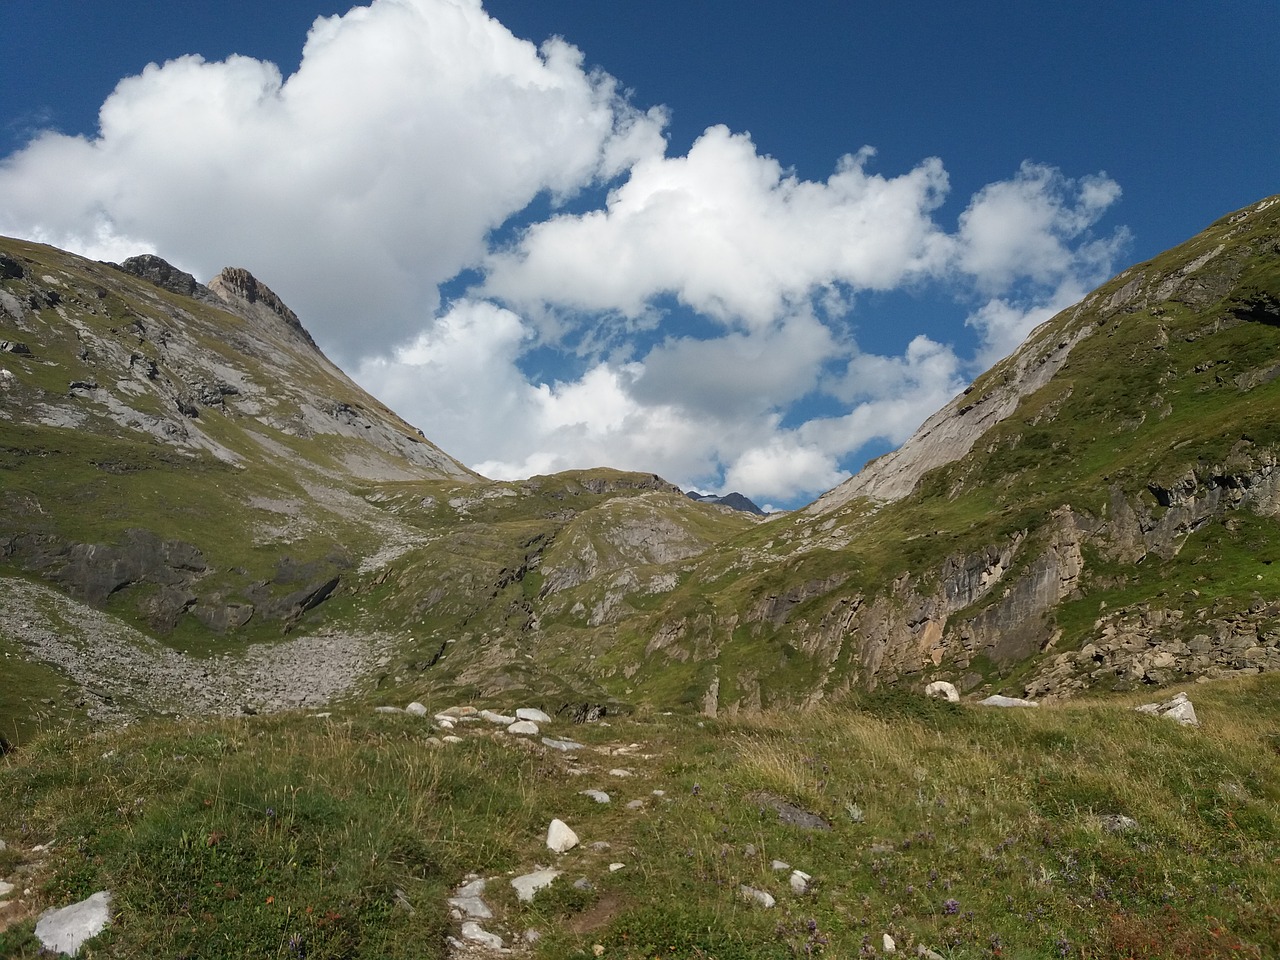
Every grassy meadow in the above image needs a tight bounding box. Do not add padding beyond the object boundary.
[1,674,1277,959]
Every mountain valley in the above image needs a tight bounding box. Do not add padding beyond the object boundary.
[1,197,1279,958]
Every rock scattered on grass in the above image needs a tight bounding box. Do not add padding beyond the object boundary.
[507,720,539,735]
[34,890,112,957]
[580,790,610,804]
[1135,691,1199,726]
[547,818,579,853]
[978,695,1039,708]
[511,868,561,902]
[1099,813,1139,833]
[739,884,776,908]
[789,869,811,893]
[517,707,552,723]
[924,680,959,702]
[543,737,584,752]
[448,878,492,919]
[460,920,503,949]
[405,701,428,717]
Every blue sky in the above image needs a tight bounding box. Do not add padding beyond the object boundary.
[2,1,1276,508]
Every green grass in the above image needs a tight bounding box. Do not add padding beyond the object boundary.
[1,674,1277,958]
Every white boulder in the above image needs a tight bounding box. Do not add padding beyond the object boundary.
[546,818,579,853]
[1136,691,1199,726]
[978,695,1039,708]
[924,681,959,702]
[517,707,552,723]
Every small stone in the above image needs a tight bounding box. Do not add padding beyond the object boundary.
[789,870,811,894]
[917,947,946,960]
[405,701,428,717]
[626,799,645,810]
[512,868,562,902]
[883,932,897,953]
[436,718,455,730]
[771,859,791,872]
[0,881,14,897]
[739,884,776,908]
[609,862,625,872]
[460,921,504,949]
[609,768,633,777]
[573,877,593,891]
[743,843,757,858]
[1099,814,1138,833]
[507,720,539,735]
[547,818,579,853]
[523,928,542,944]
[35,890,113,956]
[480,709,516,725]
[651,789,666,797]
[580,790,611,804]
[374,705,404,713]
[517,707,552,723]
[593,945,605,957]
[589,841,612,852]
[442,735,463,743]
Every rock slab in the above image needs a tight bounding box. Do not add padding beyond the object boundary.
[512,868,562,902]
[35,890,112,956]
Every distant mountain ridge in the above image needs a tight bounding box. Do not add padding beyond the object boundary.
[685,490,765,515]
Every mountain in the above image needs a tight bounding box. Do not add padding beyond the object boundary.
[685,490,766,515]
[3,195,1280,734]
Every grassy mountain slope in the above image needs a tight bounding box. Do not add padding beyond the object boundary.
[0,237,758,741]
[5,195,1280,735]
[535,195,1280,713]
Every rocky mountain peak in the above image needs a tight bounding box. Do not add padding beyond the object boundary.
[117,254,209,301]
[208,266,317,348]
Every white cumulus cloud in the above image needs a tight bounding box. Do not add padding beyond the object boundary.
[0,0,664,363]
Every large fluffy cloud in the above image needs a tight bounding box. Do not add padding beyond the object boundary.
[0,0,1128,507]
[483,130,953,330]
[0,0,664,360]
